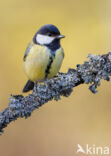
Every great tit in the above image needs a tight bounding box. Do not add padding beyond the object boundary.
[23,24,65,92]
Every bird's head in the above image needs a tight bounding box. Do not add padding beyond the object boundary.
[33,24,65,46]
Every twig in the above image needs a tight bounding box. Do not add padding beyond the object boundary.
[0,53,111,134]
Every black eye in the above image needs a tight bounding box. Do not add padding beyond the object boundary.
[48,33,52,36]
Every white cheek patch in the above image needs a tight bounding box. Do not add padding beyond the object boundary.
[36,34,55,45]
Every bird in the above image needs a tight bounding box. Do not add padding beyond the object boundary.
[23,24,65,92]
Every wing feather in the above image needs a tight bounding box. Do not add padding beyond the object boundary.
[23,41,34,61]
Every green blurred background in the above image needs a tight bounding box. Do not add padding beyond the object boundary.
[0,0,111,155]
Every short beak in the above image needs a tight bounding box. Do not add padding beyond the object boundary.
[57,35,65,39]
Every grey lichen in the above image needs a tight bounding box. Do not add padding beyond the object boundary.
[0,53,111,133]
[77,53,111,93]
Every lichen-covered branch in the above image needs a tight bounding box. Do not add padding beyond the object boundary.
[0,53,111,133]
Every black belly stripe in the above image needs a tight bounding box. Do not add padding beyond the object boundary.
[45,54,55,78]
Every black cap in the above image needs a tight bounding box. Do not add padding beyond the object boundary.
[37,24,61,36]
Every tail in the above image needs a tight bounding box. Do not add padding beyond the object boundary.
[22,80,34,93]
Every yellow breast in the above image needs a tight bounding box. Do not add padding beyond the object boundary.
[47,48,64,78]
[23,42,64,82]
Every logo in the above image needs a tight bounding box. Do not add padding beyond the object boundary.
[76,144,110,155]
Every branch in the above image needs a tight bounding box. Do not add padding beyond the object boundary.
[0,53,111,133]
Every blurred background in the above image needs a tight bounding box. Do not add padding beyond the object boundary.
[0,0,111,155]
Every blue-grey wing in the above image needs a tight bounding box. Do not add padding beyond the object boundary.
[23,41,33,61]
